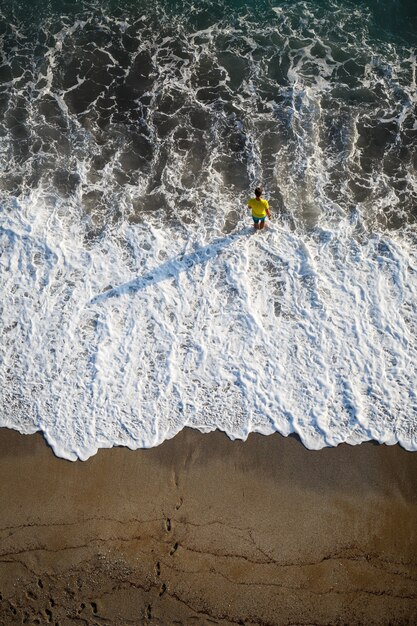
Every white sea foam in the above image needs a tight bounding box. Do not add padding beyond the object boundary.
[1,189,417,460]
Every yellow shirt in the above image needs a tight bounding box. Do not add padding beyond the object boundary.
[248,197,269,218]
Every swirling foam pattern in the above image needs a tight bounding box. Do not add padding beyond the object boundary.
[1,0,417,459]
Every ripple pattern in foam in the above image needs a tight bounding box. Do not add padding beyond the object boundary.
[2,202,417,459]
[0,0,417,459]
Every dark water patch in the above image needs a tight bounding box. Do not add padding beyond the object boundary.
[331,86,379,105]
[53,170,80,197]
[267,52,291,87]
[0,0,415,234]
[0,64,13,83]
[218,51,249,89]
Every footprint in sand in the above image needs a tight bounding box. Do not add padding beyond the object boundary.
[159,583,167,597]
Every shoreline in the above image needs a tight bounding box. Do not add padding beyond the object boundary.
[0,426,416,625]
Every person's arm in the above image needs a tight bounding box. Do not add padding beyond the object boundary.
[266,201,272,218]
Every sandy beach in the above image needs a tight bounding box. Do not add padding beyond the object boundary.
[0,427,416,625]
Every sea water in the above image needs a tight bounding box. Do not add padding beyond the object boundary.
[0,0,416,460]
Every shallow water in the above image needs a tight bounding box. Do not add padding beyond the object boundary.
[1,0,416,459]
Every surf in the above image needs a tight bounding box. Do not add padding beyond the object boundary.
[0,0,416,459]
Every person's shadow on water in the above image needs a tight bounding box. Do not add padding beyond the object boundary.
[90,227,252,304]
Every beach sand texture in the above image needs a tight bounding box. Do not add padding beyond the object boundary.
[0,427,416,625]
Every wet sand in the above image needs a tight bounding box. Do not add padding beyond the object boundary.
[0,427,416,626]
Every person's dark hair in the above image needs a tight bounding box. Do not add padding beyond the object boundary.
[255,187,262,197]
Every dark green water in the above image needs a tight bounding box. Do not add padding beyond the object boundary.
[0,0,416,230]
[2,0,417,42]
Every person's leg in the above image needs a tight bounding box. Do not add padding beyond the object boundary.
[253,217,259,230]
[259,218,266,229]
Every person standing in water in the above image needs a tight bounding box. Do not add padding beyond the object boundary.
[247,187,271,230]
